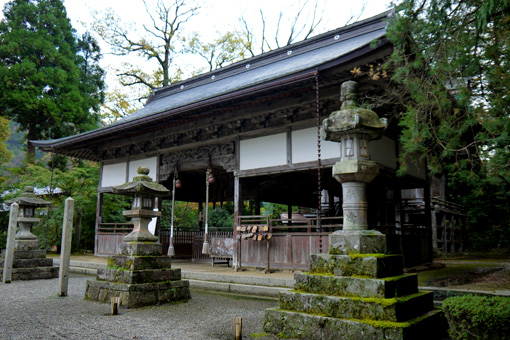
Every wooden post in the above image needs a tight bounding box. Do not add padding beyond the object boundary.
[111,296,120,315]
[3,203,19,284]
[234,317,242,340]
[265,236,271,273]
[94,192,103,256]
[431,202,438,254]
[59,197,74,297]
[233,175,241,271]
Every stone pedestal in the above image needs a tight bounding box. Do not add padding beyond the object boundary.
[263,232,446,340]
[0,249,58,281]
[84,242,190,308]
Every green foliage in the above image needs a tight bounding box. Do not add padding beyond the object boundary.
[442,295,510,340]
[160,200,199,229]
[185,31,248,72]
[0,116,12,167]
[386,0,510,249]
[0,0,104,161]
[208,207,234,228]
[0,157,128,251]
[160,201,234,230]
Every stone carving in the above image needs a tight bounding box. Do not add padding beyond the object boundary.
[159,143,235,180]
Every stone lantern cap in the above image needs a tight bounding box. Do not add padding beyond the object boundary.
[5,186,52,208]
[321,80,387,142]
[111,166,170,197]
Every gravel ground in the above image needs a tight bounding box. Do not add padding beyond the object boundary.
[0,274,289,340]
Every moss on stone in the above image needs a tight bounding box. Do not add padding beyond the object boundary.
[382,274,409,282]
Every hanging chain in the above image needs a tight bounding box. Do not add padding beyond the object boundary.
[315,71,323,253]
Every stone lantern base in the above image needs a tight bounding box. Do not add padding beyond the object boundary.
[0,249,58,281]
[263,231,446,340]
[84,242,190,308]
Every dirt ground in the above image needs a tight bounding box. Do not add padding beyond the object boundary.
[416,251,510,292]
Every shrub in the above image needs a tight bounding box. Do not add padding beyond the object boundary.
[442,295,510,340]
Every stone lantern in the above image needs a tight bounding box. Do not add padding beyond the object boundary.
[0,186,58,281]
[85,166,191,308]
[6,186,52,251]
[110,166,168,243]
[321,80,388,254]
[263,81,443,339]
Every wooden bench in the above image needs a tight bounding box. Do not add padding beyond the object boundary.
[209,238,234,267]
[210,254,233,267]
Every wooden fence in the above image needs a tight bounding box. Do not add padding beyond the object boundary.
[159,229,233,261]
[95,217,340,270]
[96,223,133,256]
[235,215,342,270]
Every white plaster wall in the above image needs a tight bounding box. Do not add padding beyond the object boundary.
[369,136,397,170]
[240,133,287,170]
[128,156,158,181]
[292,127,341,163]
[101,162,127,187]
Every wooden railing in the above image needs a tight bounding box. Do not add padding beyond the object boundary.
[159,229,234,260]
[235,215,342,269]
[431,197,466,254]
[97,223,133,233]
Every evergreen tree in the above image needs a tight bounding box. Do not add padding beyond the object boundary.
[385,0,510,249]
[0,0,105,162]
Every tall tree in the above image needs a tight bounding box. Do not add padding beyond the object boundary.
[236,0,326,57]
[0,0,105,162]
[384,0,510,247]
[93,0,199,94]
[0,116,12,166]
[184,31,248,72]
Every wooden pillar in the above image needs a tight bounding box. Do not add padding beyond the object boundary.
[328,189,335,217]
[431,202,438,254]
[234,175,241,270]
[155,197,162,240]
[424,181,433,262]
[94,192,104,257]
[394,184,403,255]
[198,201,203,231]
[255,198,261,216]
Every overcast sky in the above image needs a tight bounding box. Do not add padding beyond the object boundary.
[0,0,394,90]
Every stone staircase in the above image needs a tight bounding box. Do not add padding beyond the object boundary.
[263,247,446,339]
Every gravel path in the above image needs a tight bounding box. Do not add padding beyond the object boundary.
[0,274,289,340]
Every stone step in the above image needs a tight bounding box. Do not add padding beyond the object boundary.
[1,249,47,259]
[294,273,418,298]
[189,279,290,298]
[107,255,172,271]
[1,258,54,268]
[182,270,294,288]
[263,308,446,340]
[309,253,403,278]
[97,267,181,284]
[85,278,191,308]
[0,266,58,281]
[278,290,434,322]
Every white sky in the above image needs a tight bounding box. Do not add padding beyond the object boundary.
[0,0,394,92]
